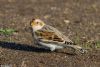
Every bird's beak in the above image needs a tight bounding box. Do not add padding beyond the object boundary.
[30,18,35,26]
[30,22,34,26]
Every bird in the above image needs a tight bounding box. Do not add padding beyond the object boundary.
[30,18,86,54]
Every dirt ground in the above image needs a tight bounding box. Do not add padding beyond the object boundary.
[0,0,100,67]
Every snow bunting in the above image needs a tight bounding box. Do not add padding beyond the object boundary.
[30,19,86,53]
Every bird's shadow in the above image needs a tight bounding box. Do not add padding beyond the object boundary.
[0,41,76,55]
[0,41,50,53]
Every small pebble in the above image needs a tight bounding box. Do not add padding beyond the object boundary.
[44,15,51,19]
[64,20,70,24]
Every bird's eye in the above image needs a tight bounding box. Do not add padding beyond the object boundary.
[37,22,39,24]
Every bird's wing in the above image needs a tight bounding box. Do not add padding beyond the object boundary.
[34,25,73,45]
[46,25,73,43]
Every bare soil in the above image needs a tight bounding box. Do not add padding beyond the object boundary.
[0,0,100,67]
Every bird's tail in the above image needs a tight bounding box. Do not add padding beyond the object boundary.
[62,44,87,54]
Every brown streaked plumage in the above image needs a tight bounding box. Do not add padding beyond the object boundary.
[35,30,64,42]
[30,19,86,53]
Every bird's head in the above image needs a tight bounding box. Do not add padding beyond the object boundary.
[30,19,45,32]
